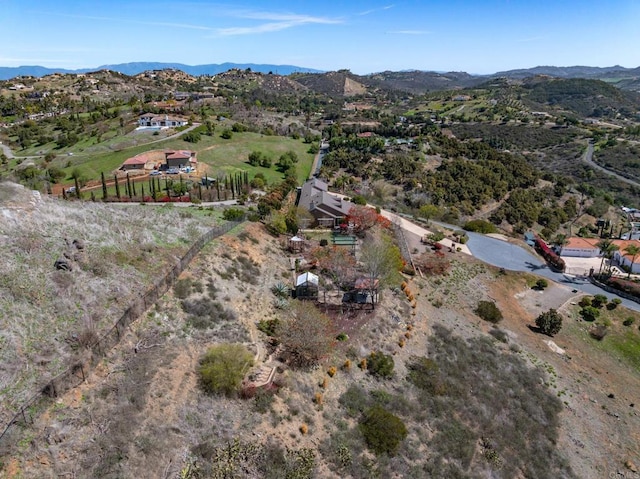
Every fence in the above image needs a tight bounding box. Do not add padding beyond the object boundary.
[0,219,242,445]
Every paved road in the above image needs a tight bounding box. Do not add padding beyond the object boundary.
[464,230,640,311]
[581,141,640,188]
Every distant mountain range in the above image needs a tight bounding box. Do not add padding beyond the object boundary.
[1,62,639,92]
[0,62,323,80]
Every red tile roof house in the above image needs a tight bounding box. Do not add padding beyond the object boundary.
[165,150,197,169]
[559,237,601,257]
[120,155,150,171]
[138,114,188,129]
[612,240,640,274]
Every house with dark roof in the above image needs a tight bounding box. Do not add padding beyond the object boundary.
[296,178,352,228]
[165,150,197,169]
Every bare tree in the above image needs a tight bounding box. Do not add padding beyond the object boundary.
[359,229,403,309]
[275,300,333,367]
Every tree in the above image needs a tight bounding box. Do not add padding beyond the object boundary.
[624,244,640,279]
[198,344,254,397]
[419,204,440,223]
[359,231,403,309]
[535,309,563,336]
[275,300,333,367]
[596,239,619,275]
[552,234,568,256]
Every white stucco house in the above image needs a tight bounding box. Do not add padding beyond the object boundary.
[612,240,640,274]
[559,237,601,258]
[138,114,188,129]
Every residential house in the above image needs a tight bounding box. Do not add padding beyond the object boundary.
[138,114,188,129]
[296,178,352,228]
[120,155,149,171]
[559,237,601,258]
[612,240,640,274]
[165,150,197,169]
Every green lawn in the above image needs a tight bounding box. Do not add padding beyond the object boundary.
[52,131,314,187]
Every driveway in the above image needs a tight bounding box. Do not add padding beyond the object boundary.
[464,230,640,311]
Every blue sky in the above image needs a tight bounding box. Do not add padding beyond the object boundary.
[2,0,639,74]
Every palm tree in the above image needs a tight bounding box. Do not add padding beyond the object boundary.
[623,244,640,279]
[596,239,619,275]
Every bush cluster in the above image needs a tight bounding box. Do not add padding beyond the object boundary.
[475,300,503,324]
[366,351,395,379]
[359,405,407,456]
[535,309,563,336]
[198,344,253,397]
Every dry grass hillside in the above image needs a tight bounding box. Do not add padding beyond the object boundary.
[1,204,639,478]
[0,182,221,426]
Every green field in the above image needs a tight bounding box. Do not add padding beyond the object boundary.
[51,131,315,187]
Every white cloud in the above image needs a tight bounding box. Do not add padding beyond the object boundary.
[216,9,342,36]
[359,4,394,16]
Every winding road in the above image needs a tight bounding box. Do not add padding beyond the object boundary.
[581,141,640,188]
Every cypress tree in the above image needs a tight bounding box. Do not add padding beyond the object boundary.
[74,175,80,199]
[126,173,132,199]
[101,171,107,200]
[114,175,121,199]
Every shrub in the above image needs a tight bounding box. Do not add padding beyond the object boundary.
[220,129,233,139]
[463,219,497,234]
[592,294,608,308]
[319,239,329,247]
[327,366,337,377]
[607,298,622,310]
[366,351,394,379]
[475,300,503,324]
[351,195,367,205]
[183,131,201,143]
[406,356,447,395]
[488,328,509,343]
[535,309,563,336]
[359,405,407,456]
[257,318,279,336]
[578,296,592,307]
[198,344,254,397]
[223,207,245,221]
[623,317,636,326]
[535,278,548,290]
[580,306,600,322]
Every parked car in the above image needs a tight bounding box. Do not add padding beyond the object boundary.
[150,170,162,176]
[166,168,180,174]
[65,186,76,194]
